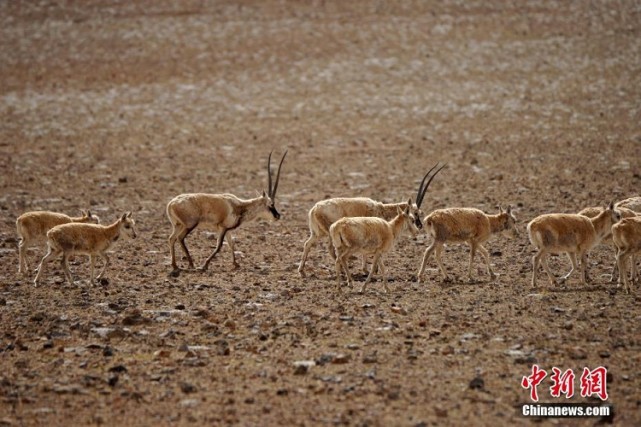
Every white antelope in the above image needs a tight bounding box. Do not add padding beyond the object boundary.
[330,205,419,293]
[16,210,100,275]
[416,206,518,283]
[527,202,621,287]
[578,205,637,282]
[298,163,446,277]
[33,212,137,286]
[612,216,641,293]
[167,151,287,272]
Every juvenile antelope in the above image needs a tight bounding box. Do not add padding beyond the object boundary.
[330,205,419,293]
[33,212,137,286]
[578,205,637,282]
[616,196,641,212]
[528,202,621,287]
[612,216,641,293]
[16,210,100,275]
[298,163,445,277]
[167,151,287,272]
[416,206,518,283]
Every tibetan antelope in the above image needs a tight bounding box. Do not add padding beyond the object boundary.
[167,151,287,272]
[616,196,641,212]
[298,163,446,277]
[16,210,100,276]
[578,205,637,282]
[33,212,137,286]
[330,205,419,293]
[527,202,621,287]
[612,216,641,293]
[416,206,518,283]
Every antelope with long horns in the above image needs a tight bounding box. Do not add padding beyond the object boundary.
[298,163,446,277]
[167,151,287,272]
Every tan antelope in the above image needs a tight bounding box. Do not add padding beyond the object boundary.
[16,210,100,276]
[616,196,641,212]
[167,151,287,272]
[298,163,446,277]
[612,216,641,293]
[416,206,518,283]
[33,212,137,286]
[578,205,637,282]
[330,205,419,293]
[527,202,621,287]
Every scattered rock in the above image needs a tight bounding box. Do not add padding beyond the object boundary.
[108,365,127,373]
[434,406,448,418]
[180,399,199,408]
[469,376,485,390]
[293,360,315,375]
[121,309,150,326]
[568,347,587,360]
[180,382,197,394]
[363,352,378,364]
[215,340,230,356]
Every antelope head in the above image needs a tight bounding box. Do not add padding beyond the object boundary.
[120,212,137,239]
[412,162,447,229]
[398,205,421,237]
[262,150,288,221]
[498,205,519,237]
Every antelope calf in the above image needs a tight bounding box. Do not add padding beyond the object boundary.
[16,210,100,275]
[416,206,518,283]
[527,202,621,287]
[298,163,445,277]
[330,205,419,293]
[33,212,137,286]
[167,151,287,272]
[612,216,641,293]
[578,205,637,282]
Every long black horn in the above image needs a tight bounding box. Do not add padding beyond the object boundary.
[417,163,447,208]
[416,163,440,207]
[267,151,274,197]
[271,150,288,198]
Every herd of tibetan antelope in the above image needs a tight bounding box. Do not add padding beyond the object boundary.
[13,151,641,294]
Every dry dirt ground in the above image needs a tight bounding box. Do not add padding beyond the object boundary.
[1,1,641,426]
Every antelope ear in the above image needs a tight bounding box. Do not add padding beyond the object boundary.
[608,200,615,210]
[506,205,512,214]
[127,211,133,218]
[498,205,504,214]
[407,197,413,206]
[405,206,410,215]
[87,210,92,217]
[262,190,267,198]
